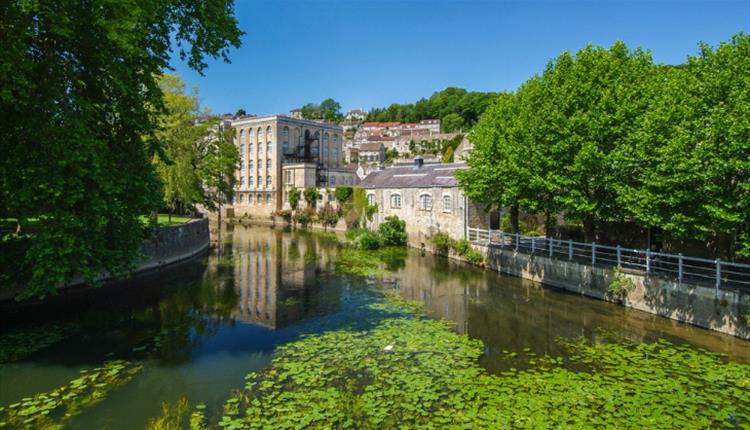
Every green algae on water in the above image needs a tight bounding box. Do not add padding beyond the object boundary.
[213,293,750,429]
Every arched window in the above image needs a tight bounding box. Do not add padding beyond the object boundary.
[266,126,272,140]
[239,129,245,144]
[391,193,402,209]
[332,147,338,164]
[257,127,263,142]
[258,143,264,153]
[266,159,272,169]
[266,193,272,204]
[266,176,272,187]
[249,176,254,188]
[248,193,253,204]
[248,128,254,142]
[419,193,433,211]
[442,195,452,213]
[367,193,376,206]
[239,193,244,203]
[249,142,254,153]
[240,143,245,157]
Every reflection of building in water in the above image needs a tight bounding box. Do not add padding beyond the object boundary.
[392,254,488,334]
[230,227,340,329]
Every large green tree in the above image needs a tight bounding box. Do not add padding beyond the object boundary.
[618,34,750,257]
[0,1,242,298]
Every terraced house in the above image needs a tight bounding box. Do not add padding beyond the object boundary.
[359,156,495,247]
[228,115,358,217]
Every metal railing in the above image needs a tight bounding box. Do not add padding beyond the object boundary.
[467,228,750,293]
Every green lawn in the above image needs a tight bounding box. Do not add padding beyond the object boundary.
[139,214,193,226]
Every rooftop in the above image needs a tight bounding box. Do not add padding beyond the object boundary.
[359,162,466,189]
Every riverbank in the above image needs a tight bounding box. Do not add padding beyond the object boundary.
[437,242,750,340]
[0,218,209,302]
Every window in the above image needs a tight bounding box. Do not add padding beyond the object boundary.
[249,128,254,142]
[266,159,272,169]
[258,143,264,153]
[284,192,288,202]
[239,194,244,203]
[239,129,245,144]
[266,193,272,204]
[329,175,336,186]
[322,145,328,161]
[249,176,254,188]
[248,160,254,170]
[248,193,253,204]
[443,195,452,213]
[391,193,402,208]
[257,176,262,187]
[419,193,433,211]
[332,147,338,164]
[266,176,272,187]
[367,193,376,206]
[282,127,289,154]
[328,193,335,202]
[257,127,263,141]
[284,171,292,184]
[239,176,245,186]
[267,142,272,154]
[249,142,254,153]
[240,143,245,155]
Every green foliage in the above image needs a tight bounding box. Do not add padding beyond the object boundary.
[0,0,242,299]
[384,148,399,163]
[441,145,454,163]
[292,209,314,229]
[607,267,637,299]
[441,112,464,133]
[317,204,340,231]
[214,292,750,429]
[458,33,750,254]
[452,239,485,266]
[377,216,407,247]
[0,360,142,428]
[201,124,239,212]
[367,87,498,132]
[350,229,382,251]
[147,397,190,430]
[334,186,353,203]
[303,187,319,209]
[288,188,301,211]
[431,232,452,254]
[300,99,343,122]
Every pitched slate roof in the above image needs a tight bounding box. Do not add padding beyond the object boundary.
[359,163,466,189]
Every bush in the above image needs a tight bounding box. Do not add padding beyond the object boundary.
[334,186,353,203]
[354,230,382,250]
[452,238,485,267]
[378,216,407,247]
[607,267,635,299]
[431,232,451,254]
[317,204,341,230]
[453,239,472,256]
[293,208,314,228]
[274,210,292,222]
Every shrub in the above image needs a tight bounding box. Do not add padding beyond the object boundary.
[432,232,451,254]
[288,188,300,211]
[317,204,340,231]
[303,187,319,209]
[378,216,407,247]
[607,267,636,299]
[354,230,382,250]
[293,208,314,229]
[334,186,353,203]
[453,239,472,256]
[274,210,292,222]
[452,238,484,267]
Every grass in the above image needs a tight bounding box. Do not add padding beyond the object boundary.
[139,214,193,227]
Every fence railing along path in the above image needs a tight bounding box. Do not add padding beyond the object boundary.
[467,227,750,294]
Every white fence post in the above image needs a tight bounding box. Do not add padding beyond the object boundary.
[678,253,683,281]
[568,240,573,260]
[715,259,721,293]
[531,237,535,253]
[646,249,651,274]
[616,245,621,267]
[500,231,504,247]
[549,238,553,257]
[591,242,596,265]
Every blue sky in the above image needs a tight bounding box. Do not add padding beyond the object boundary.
[171,0,750,116]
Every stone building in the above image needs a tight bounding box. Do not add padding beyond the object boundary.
[227,115,358,217]
[344,108,368,121]
[359,157,494,247]
[358,142,385,164]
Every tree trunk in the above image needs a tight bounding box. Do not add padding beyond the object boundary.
[544,210,553,237]
[15,220,21,234]
[510,206,520,234]
[583,217,596,243]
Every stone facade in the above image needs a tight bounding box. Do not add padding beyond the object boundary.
[227,115,358,218]
[359,160,491,247]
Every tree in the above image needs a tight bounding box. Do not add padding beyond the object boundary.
[317,204,340,231]
[334,186,353,203]
[153,74,207,222]
[289,188,301,211]
[201,123,239,227]
[378,216,407,246]
[442,113,464,133]
[442,146,454,163]
[618,34,750,257]
[303,187,319,209]
[235,108,247,116]
[385,148,399,163]
[319,98,342,122]
[0,0,243,299]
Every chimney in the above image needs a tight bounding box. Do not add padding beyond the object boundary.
[413,155,424,169]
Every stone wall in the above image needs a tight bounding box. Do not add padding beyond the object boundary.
[472,243,750,339]
[136,218,210,273]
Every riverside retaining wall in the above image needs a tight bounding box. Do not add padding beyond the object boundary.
[471,243,750,340]
[135,217,210,272]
